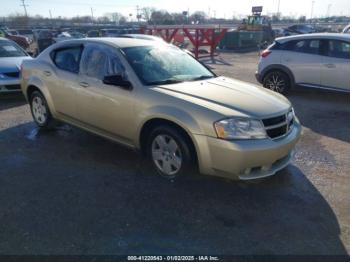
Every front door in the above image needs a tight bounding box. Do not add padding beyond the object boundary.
[76,43,136,144]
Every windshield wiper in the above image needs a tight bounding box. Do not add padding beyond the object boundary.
[191,75,215,81]
[147,79,184,85]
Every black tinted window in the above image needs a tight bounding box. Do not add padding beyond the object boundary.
[327,40,350,59]
[80,44,124,80]
[284,39,320,55]
[53,46,81,73]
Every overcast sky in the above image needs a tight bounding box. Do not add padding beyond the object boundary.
[1,0,349,19]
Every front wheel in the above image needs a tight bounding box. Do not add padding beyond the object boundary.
[30,91,55,129]
[263,71,290,94]
[147,126,195,180]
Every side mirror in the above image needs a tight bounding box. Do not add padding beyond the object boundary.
[103,74,132,90]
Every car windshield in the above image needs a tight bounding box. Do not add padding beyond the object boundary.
[122,45,215,85]
[0,41,26,57]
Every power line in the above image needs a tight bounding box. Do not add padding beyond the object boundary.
[20,0,28,17]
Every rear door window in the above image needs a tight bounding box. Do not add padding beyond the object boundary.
[327,40,350,59]
[52,46,82,73]
[284,39,321,55]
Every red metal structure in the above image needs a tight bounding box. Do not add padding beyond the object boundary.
[140,25,229,58]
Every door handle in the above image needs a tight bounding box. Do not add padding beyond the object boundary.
[79,82,89,88]
[43,71,51,76]
[324,63,336,68]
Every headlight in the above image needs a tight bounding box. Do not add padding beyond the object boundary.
[214,118,267,140]
[0,73,6,79]
[287,108,294,122]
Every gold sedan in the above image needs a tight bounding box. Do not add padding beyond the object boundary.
[21,38,301,180]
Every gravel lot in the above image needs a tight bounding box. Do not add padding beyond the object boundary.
[0,51,349,255]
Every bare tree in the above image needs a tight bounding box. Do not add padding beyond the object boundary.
[141,7,155,23]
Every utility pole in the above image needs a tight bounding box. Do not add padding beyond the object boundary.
[277,0,281,16]
[20,0,28,17]
[136,5,140,22]
[326,4,332,18]
[310,0,315,20]
[49,9,53,27]
[90,7,94,24]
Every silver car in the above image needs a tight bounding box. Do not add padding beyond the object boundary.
[0,37,31,92]
[256,33,350,94]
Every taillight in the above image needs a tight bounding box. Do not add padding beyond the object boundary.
[261,50,271,58]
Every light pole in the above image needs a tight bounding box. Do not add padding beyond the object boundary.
[310,0,315,20]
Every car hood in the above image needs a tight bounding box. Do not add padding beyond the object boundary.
[0,56,31,73]
[153,76,291,118]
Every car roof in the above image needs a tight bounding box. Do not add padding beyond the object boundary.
[52,37,166,48]
[276,33,350,43]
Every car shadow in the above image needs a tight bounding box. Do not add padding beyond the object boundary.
[0,93,26,111]
[0,122,348,255]
[200,56,232,66]
[288,87,350,143]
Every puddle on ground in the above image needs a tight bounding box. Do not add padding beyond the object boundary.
[26,125,72,141]
[26,127,40,141]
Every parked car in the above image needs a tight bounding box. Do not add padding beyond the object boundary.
[33,29,54,55]
[0,38,32,92]
[21,38,300,181]
[119,34,166,42]
[87,30,100,37]
[342,24,350,34]
[256,33,350,94]
[17,29,34,42]
[0,29,30,50]
[284,24,316,35]
[100,29,126,37]
[7,30,19,36]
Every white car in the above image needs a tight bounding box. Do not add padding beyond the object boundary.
[0,37,32,92]
[342,24,350,34]
[256,33,350,94]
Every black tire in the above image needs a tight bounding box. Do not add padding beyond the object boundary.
[146,125,195,180]
[263,70,291,94]
[29,91,55,129]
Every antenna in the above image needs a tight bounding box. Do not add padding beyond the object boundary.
[20,0,28,17]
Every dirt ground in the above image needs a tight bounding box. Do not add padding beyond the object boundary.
[0,51,349,256]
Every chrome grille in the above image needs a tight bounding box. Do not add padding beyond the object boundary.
[262,110,294,139]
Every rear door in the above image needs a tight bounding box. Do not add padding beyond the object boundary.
[48,45,83,119]
[321,39,350,90]
[281,39,322,86]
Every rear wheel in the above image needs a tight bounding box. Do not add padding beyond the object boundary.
[30,91,55,129]
[147,125,194,180]
[263,71,290,94]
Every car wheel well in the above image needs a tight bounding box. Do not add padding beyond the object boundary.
[264,67,294,85]
[27,85,41,100]
[139,118,198,164]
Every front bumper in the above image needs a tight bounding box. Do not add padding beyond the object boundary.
[193,120,301,180]
[0,79,21,93]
